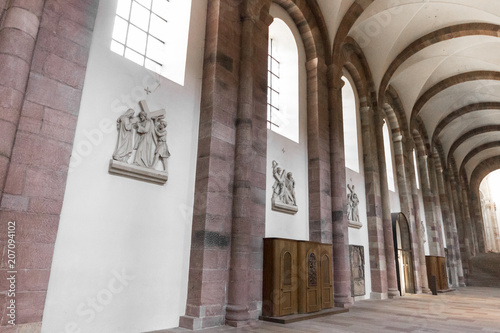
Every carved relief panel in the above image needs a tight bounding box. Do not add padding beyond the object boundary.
[349,245,365,297]
[108,100,170,184]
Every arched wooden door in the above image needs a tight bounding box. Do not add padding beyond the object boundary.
[392,213,415,295]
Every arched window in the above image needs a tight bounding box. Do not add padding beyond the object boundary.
[268,17,299,143]
[413,149,420,189]
[383,120,395,191]
[110,0,192,85]
[342,76,359,172]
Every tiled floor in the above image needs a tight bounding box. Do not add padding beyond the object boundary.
[155,287,500,333]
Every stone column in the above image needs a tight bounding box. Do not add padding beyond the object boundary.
[433,160,460,287]
[0,0,45,199]
[0,0,99,330]
[307,58,333,244]
[461,183,478,257]
[180,0,241,328]
[226,3,269,326]
[469,190,486,254]
[443,170,466,287]
[417,154,443,256]
[360,105,388,299]
[407,143,430,293]
[427,154,446,257]
[390,119,424,293]
[328,71,352,307]
[450,177,471,277]
[374,112,399,298]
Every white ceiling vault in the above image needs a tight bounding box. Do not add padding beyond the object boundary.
[319,0,500,182]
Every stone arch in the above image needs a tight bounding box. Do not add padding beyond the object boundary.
[411,71,500,127]
[379,23,500,102]
[459,142,500,178]
[341,37,375,107]
[447,125,500,167]
[332,0,375,74]
[432,102,500,151]
[272,0,331,63]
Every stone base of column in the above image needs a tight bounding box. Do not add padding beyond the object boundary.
[421,287,432,294]
[334,296,354,308]
[370,292,388,300]
[388,289,401,298]
[179,315,225,330]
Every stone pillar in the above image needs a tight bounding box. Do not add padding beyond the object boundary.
[433,160,460,288]
[450,177,471,277]
[461,183,477,257]
[469,190,486,254]
[374,112,399,298]
[0,0,45,199]
[360,105,388,299]
[226,3,269,326]
[427,154,446,257]
[328,71,352,308]
[417,154,443,256]
[390,120,424,293]
[180,0,241,328]
[0,0,99,330]
[443,171,466,287]
[407,143,430,293]
[307,58,333,244]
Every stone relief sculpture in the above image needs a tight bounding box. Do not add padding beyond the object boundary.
[350,245,365,296]
[109,100,169,185]
[112,108,135,162]
[271,160,298,214]
[347,184,362,228]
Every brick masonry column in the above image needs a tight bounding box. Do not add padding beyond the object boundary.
[468,190,486,254]
[374,112,399,298]
[0,0,99,330]
[360,105,388,299]
[225,2,268,325]
[407,142,430,293]
[328,71,352,308]
[450,177,471,276]
[461,183,478,257]
[427,154,446,257]
[0,0,44,198]
[390,122,424,294]
[417,154,443,257]
[433,159,460,287]
[307,58,333,245]
[179,0,241,329]
[443,170,466,287]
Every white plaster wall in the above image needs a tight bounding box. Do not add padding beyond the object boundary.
[42,0,206,332]
[265,5,309,241]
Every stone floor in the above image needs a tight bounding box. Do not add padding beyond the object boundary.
[152,287,500,333]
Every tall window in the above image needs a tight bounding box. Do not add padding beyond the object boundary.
[267,18,299,142]
[342,76,359,172]
[413,149,420,189]
[383,120,396,191]
[268,39,280,131]
[111,0,192,85]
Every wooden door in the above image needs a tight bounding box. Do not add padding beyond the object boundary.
[279,250,294,316]
[402,250,415,294]
[320,250,334,309]
[306,250,321,312]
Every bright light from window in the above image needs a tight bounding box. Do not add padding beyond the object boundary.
[413,149,420,189]
[383,121,395,191]
[267,18,299,143]
[342,76,359,172]
[111,0,192,85]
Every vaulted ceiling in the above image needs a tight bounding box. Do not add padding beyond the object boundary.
[321,0,500,182]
